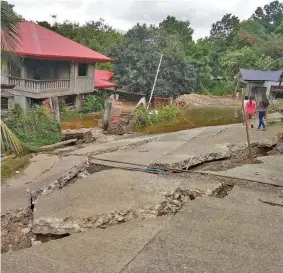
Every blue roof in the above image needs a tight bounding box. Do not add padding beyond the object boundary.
[240,69,282,82]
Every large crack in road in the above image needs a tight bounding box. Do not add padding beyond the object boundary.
[2,126,282,255]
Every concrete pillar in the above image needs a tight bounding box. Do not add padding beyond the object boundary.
[51,96,60,122]
[1,64,9,84]
[20,64,27,88]
[14,95,28,110]
[70,62,76,92]
[102,101,112,131]
[75,94,84,111]
[266,83,272,100]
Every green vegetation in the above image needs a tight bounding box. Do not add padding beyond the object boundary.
[5,105,62,147]
[1,155,30,181]
[1,119,24,155]
[83,94,105,113]
[6,1,283,98]
[132,105,179,128]
[60,94,105,121]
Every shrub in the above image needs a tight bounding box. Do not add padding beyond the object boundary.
[132,105,179,128]
[5,105,62,147]
[200,80,234,96]
[83,94,105,113]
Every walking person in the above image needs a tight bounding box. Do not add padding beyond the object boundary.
[245,96,256,128]
[257,92,270,131]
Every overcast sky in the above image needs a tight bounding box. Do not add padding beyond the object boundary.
[10,0,273,39]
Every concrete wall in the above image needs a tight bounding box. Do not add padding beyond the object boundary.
[4,58,97,105]
[72,62,95,95]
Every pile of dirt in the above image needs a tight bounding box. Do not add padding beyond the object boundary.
[175,93,236,107]
[175,94,217,106]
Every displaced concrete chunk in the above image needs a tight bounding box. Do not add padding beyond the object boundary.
[1,155,88,253]
[33,170,222,235]
[28,155,88,198]
[33,170,181,234]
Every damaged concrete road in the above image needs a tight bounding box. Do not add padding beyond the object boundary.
[32,170,221,234]
[203,155,283,187]
[121,187,283,273]
[1,154,88,253]
[2,186,283,273]
[91,124,282,170]
[1,123,283,272]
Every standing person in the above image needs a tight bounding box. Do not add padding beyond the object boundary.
[257,92,270,131]
[245,96,256,128]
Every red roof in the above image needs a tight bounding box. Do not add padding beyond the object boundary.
[4,21,114,62]
[94,70,117,89]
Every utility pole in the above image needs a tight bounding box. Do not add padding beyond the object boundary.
[147,53,163,110]
[241,88,253,163]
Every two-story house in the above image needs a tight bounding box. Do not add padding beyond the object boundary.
[1,21,114,110]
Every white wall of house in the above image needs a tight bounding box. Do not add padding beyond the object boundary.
[5,58,96,99]
[1,58,98,111]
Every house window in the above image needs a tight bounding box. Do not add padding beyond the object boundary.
[78,63,88,76]
[1,98,9,110]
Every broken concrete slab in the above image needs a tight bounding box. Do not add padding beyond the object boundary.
[1,155,88,215]
[92,124,282,170]
[1,155,88,253]
[122,187,283,273]
[203,155,283,187]
[93,127,207,166]
[66,135,161,156]
[1,154,59,214]
[28,155,88,198]
[33,170,222,234]
[2,218,170,273]
[32,170,180,234]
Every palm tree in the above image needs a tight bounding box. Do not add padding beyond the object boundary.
[1,1,24,155]
[1,1,22,67]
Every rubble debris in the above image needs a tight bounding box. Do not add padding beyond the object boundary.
[175,93,234,107]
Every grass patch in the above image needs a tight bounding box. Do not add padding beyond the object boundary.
[1,155,30,181]
[267,120,283,127]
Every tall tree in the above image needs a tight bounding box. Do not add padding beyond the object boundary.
[251,1,283,31]
[1,1,22,65]
[159,16,194,56]
[159,16,193,42]
[111,24,197,97]
[210,13,240,44]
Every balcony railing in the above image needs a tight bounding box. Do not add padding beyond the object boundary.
[8,77,70,91]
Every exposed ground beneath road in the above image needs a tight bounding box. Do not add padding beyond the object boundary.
[1,123,283,272]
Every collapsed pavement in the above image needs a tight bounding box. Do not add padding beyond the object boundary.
[1,123,283,272]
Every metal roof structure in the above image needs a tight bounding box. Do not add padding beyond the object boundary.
[94,70,117,89]
[2,21,114,63]
[239,69,282,82]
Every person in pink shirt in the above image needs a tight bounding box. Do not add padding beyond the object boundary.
[245,96,256,128]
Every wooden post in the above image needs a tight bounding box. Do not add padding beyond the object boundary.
[241,88,253,163]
